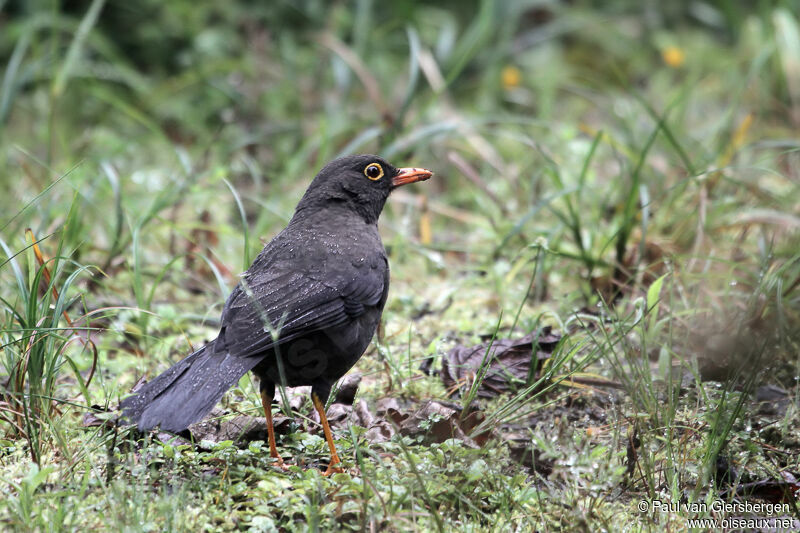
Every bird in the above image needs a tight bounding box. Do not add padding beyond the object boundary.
[119,154,432,475]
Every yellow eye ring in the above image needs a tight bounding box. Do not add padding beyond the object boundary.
[364,163,384,180]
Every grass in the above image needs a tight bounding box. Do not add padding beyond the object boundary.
[1,1,800,531]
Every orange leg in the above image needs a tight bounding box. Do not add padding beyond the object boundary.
[312,393,344,476]
[261,389,289,470]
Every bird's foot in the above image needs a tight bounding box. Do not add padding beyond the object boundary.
[270,455,291,471]
[322,461,344,476]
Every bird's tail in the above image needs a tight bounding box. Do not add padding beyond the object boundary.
[119,341,261,433]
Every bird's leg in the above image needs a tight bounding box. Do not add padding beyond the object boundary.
[260,388,289,470]
[312,392,344,476]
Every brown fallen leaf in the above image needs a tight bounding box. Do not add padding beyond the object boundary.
[187,407,291,446]
[322,399,396,443]
[441,327,561,398]
[387,400,487,448]
[325,403,353,427]
[82,405,119,429]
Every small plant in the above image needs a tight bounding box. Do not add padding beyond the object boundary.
[1,200,95,465]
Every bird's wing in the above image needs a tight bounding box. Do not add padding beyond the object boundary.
[218,260,387,359]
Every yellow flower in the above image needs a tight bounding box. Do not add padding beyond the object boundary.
[662,46,685,68]
[501,65,521,89]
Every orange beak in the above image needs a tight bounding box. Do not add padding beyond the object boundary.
[392,167,433,188]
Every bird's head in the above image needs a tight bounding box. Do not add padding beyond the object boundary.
[294,154,432,224]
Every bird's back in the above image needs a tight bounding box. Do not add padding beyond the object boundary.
[218,206,390,394]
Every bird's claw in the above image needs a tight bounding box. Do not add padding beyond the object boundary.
[322,461,344,476]
[270,456,291,471]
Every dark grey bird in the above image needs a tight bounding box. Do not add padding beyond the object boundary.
[119,154,432,474]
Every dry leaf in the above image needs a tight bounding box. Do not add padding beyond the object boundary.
[441,327,561,398]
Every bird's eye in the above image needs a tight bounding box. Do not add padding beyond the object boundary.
[364,163,384,181]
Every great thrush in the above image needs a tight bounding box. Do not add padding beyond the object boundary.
[120,154,432,474]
